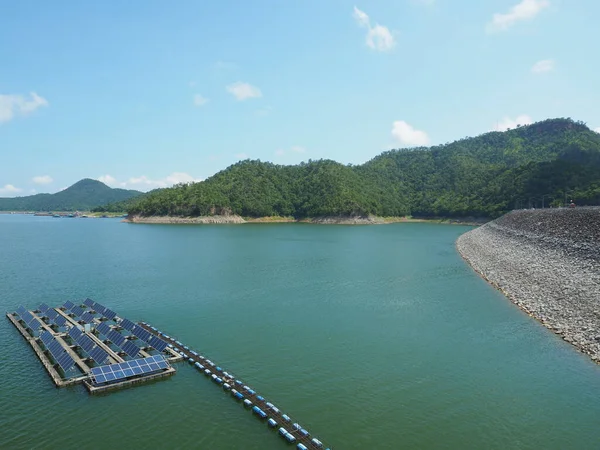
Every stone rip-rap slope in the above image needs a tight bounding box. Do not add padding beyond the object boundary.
[457,208,600,362]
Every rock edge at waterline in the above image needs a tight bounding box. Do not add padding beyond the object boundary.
[457,208,600,363]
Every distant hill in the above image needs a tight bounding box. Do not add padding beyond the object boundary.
[0,179,143,211]
[122,118,600,219]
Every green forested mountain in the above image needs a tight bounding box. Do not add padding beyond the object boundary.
[0,179,143,211]
[121,118,600,218]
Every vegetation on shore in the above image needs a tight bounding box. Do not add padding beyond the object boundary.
[0,179,143,212]
[108,119,600,219]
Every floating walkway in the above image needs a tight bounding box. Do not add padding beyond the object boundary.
[7,299,332,449]
[138,322,331,450]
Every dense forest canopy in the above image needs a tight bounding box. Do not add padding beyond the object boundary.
[0,179,143,211]
[103,118,600,218]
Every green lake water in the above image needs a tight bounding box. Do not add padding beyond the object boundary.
[1,215,599,449]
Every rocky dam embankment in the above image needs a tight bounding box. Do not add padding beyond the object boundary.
[457,207,600,363]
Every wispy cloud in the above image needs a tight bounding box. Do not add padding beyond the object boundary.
[353,6,396,52]
[391,121,430,146]
[0,184,22,194]
[531,59,555,73]
[594,127,600,133]
[226,82,262,101]
[0,92,48,123]
[492,114,533,131]
[98,173,202,190]
[193,94,209,106]
[32,175,53,185]
[486,0,549,33]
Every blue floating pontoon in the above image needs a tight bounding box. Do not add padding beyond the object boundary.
[311,438,324,448]
[256,395,264,402]
[282,414,291,422]
[297,444,308,450]
[252,406,267,419]
[267,418,277,428]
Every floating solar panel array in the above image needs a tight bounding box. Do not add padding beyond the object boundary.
[68,327,110,365]
[90,355,169,385]
[83,299,117,320]
[16,306,42,331]
[40,331,75,372]
[84,298,95,308]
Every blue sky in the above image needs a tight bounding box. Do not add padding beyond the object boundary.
[1,0,599,195]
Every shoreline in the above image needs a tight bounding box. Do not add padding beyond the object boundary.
[456,209,600,364]
[124,214,488,226]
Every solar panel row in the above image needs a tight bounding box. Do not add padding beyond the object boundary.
[39,331,75,372]
[38,303,50,313]
[52,314,67,328]
[90,355,168,384]
[68,326,109,364]
[84,298,95,307]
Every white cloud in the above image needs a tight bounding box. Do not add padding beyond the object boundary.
[594,127,600,133]
[0,184,22,194]
[98,175,118,186]
[193,94,209,106]
[531,59,554,73]
[98,173,202,190]
[353,6,396,52]
[0,92,49,123]
[391,121,430,146]
[486,0,549,33]
[235,153,249,159]
[492,114,533,131]
[226,82,262,101]
[274,149,285,156]
[32,175,53,185]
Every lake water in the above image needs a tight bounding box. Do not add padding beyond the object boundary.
[1,215,599,449]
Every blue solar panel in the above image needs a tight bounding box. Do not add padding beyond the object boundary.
[80,312,95,324]
[103,309,117,320]
[69,326,83,339]
[63,300,75,310]
[84,298,95,307]
[94,304,106,314]
[40,330,53,345]
[120,318,135,331]
[96,322,111,336]
[89,346,109,365]
[27,317,41,330]
[77,334,96,353]
[149,335,169,352]
[41,333,75,372]
[91,355,169,384]
[38,303,50,313]
[107,329,126,347]
[52,314,67,327]
[46,308,58,320]
[71,305,85,317]
[16,305,27,316]
[122,340,140,358]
